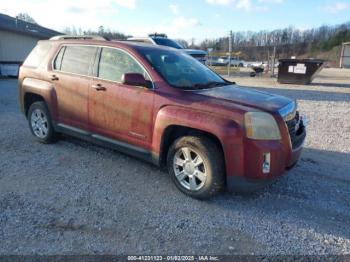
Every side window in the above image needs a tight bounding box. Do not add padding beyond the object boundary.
[98,48,149,83]
[23,43,52,68]
[53,47,65,70]
[59,46,97,76]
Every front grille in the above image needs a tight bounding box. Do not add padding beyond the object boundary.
[285,111,306,149]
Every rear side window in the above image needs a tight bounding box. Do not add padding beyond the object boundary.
[23,43,52,68]
[98,47,149,82]
[56,45,97,76]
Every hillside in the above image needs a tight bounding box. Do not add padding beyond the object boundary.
[305,46,342,67]
[193,22,350,66]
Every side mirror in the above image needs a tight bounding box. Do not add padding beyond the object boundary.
[122,73,147,87]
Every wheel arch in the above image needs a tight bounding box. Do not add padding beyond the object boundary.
[24,93,45,117]
[159,125,224,167]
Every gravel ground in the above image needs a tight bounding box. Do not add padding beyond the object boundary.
[0,68,350,255]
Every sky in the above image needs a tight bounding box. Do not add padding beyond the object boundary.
[0,0,350,42]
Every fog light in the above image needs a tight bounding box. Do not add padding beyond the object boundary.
[262,153,271,174]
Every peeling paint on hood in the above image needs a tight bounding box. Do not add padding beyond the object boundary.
[194,84,294,114]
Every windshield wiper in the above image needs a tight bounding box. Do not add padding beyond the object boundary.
[208,81,232,87]
[192,81,231,89]
[172,81,232,90]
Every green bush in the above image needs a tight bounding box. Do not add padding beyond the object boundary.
[314,30,350,52]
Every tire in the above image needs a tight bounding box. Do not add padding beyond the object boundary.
[167,135,225,199]
[28,101,58,143]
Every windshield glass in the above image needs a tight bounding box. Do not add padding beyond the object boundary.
[153,38,184,49]
[139,48,228,89]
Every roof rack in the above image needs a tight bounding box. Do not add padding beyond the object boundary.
[49,35,109,41]
[148,33,167,38]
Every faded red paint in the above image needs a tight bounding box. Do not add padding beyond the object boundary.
[19,39,305,189]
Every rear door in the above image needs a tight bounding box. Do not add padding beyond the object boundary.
[89,47,154,149]
[51,45,98,130]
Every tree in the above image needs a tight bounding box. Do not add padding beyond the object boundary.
[176,39,189,48]
[98,26,105,35]
[195,21,350,61]
[71,26,77,36]
[63,27,72,35]
[16,13,37,24]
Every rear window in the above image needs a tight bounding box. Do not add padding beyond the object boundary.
[23,43,52,68]
[55,45,97,76]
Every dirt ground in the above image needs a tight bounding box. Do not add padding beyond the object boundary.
[0,68,349,255]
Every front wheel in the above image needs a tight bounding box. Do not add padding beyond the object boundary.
[28,101,58,143]
[167,135,225,199]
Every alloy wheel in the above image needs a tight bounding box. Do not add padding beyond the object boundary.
[173,147,207,191]
[30,109,49,138]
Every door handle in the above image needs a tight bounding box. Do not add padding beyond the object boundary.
[92,84,106,91]
[51,75,59,81]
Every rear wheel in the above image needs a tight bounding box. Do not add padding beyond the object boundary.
[167,135,225,199]
[28,101,58,143]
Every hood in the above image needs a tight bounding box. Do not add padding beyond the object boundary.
[194,84,294,114]
[183,49,207,56]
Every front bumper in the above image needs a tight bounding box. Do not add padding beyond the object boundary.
[226,115,306,193]
[226,149,302,193]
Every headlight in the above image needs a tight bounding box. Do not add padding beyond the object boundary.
[244,112,281,140]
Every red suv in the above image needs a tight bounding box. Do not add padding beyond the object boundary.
[18,36,306,199]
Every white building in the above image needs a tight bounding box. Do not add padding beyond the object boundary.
[340,42,350,69]
[0,13,61,76]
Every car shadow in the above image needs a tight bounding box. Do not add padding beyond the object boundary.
[211,147,350,240]
[64,130,350,241]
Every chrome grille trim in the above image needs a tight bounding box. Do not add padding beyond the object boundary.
[279,101,297,121]
[285,111,306,150]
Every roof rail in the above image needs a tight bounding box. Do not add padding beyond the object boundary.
[148,33,167,38]
[49,35,109,41]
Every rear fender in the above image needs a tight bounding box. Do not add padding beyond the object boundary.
[21,78,58,120]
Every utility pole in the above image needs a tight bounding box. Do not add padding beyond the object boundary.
[272,45,276,77]
[267,49,270,74]
[228,30,232,77]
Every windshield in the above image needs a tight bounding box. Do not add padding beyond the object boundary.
[139,48,229,90]
[153,38,184,49]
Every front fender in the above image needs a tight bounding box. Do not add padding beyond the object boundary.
[152,106,245,177]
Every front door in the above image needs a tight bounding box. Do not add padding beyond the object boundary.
[88,47,154,149]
